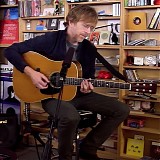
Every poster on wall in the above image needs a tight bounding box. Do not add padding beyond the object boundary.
[0,62,20,123]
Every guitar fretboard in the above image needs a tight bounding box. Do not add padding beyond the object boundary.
[64,78,131,89]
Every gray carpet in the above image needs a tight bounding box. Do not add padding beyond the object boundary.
[15,143,78,160]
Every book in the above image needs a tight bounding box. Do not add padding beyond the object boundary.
[25,0,32,17]
[99,31,111,45]
[18,0,24,17]
[126,138,144,157]
[153,15,160,29]
[36,19,46,30]
[4,8,19,20]
[46,19,59,30]
[150,141,160,159]
[18,0,41,17]
[0,63,20,123]
[31,0,41,17]
[148,8,160,29]
[58,20,65,30]
[0,20,19,44]
[43,8,55,16]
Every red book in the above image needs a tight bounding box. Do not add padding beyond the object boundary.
[0,20,19,44]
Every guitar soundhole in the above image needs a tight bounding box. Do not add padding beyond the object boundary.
[40,72,62,95]
[49,72,62,88]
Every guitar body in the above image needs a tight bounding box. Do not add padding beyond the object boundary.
[13,52,157,103]
[13,51,81,103]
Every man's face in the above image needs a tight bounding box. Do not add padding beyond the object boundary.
[69,20,95,43]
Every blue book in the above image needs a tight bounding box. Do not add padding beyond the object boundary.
[4,8,19,20]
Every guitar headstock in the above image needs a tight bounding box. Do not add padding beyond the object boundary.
[130,82,157,94]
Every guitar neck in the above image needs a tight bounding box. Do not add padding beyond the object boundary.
[65,78,131,89]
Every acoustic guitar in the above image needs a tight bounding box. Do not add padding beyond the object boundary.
[13,51,157,103]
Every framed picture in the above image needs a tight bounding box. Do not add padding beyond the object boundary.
[89,32,100,45]
[47,19,59,30]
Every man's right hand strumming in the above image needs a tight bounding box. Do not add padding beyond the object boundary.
[24,66,49,89]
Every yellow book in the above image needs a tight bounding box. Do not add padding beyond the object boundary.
[126,138,144,157]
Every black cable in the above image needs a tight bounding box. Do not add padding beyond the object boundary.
[34,136,41,160]
[2,80,5,113]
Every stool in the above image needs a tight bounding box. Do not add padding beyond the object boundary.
[74,110,97,160]
[23,103,97,160]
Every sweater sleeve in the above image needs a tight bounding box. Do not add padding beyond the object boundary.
[4,32,58,72]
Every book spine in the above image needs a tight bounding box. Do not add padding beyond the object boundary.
[124,0,128,7]
[148,8,160,29]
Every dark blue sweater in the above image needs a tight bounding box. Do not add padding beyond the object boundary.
[4,30,97,79]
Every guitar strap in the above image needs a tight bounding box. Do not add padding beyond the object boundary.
[96,51,128,82]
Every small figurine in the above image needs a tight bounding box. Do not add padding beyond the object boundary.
[54,0,59,15]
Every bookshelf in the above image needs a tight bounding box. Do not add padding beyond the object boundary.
[1,0,160,159]
[18,0,66,42]
[17,0,123,158]
[0,4,19,64]
[119,1,160,159]
[66,1,122,100]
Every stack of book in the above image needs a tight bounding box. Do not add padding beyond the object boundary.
[18,0,41,17]
[124,69,140,82]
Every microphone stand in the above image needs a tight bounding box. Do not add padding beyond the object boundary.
[41,47,75,160]
[41,88,63,160]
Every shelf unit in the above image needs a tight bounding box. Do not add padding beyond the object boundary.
[18,0,123,158]
[0,4,19,64]
[66,0,122,101]
[18,0,66,42]
[66,1,124,159]
[119,1,160,159]
[19,15,65,41]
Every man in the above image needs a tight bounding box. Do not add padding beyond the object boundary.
[4,5,130,160]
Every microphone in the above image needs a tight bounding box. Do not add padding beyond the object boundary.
[60,47,75,80]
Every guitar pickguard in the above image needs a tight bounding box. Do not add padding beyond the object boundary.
[40,84,61,95]
[40,72,62,95]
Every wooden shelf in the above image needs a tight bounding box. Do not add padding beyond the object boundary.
[123,96,160,103]
[124,29,160,32]
[123,46,160,51]
[98,16,120,20]
[124,5,160,10]
[98,149,118,159]
[121,126,160,134]
[22,30,57,33]
[120,153,141,160]
[67,1,120,5]
[21,15,64,20]
[0,4,18,8]
[96,45,120,49]
[123,65,160,70]
[120,2,160,159]
[129,111,160,118]
[0,44,11,47]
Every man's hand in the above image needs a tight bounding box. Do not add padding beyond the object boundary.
[80,79,94,93]
[24,66,49,89]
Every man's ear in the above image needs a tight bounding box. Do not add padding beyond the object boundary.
[68,20,73,25]
[68,19,75,25]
